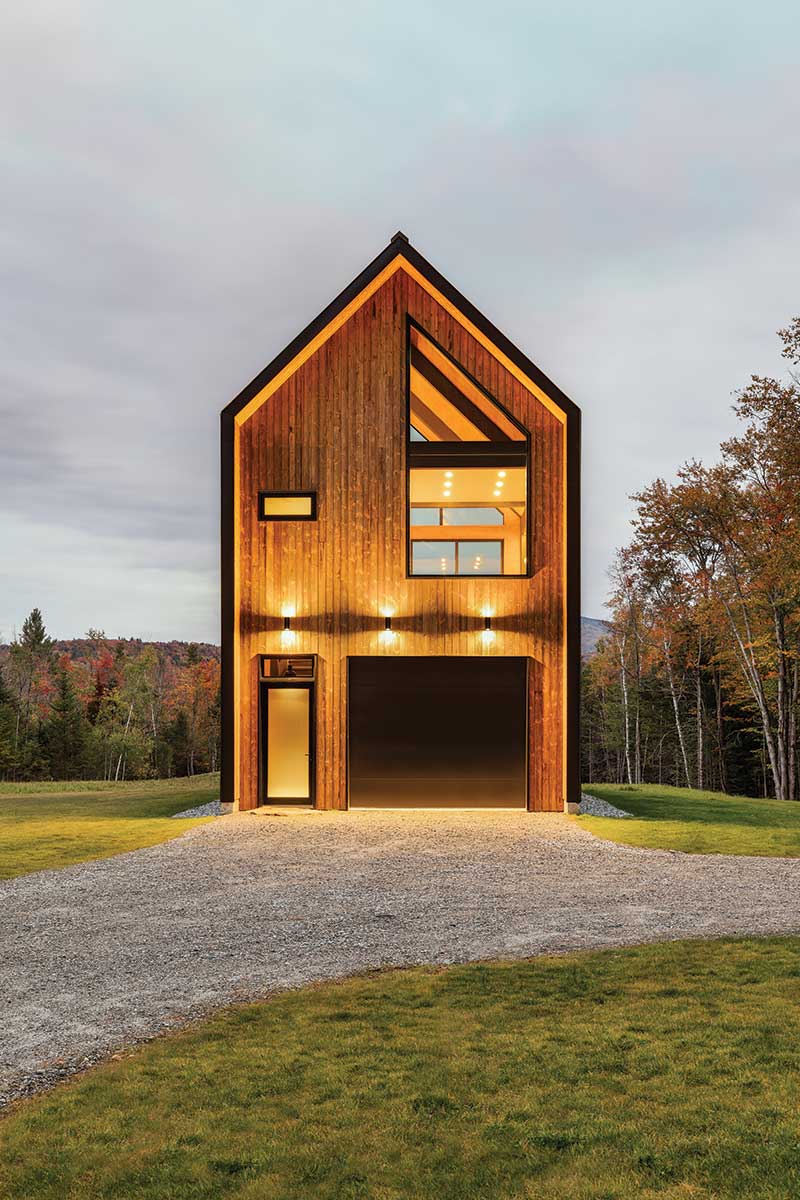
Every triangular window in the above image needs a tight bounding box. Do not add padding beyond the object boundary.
[409,326,527,444]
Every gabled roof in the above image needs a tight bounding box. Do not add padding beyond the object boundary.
[222,232,580,426]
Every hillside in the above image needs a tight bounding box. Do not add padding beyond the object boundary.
[0,637,219,668]
[581,616,611,658]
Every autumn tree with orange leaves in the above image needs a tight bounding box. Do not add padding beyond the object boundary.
[583,318,800,799]
[0,620,220,782]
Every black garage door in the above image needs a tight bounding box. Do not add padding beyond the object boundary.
[348,656,528,809]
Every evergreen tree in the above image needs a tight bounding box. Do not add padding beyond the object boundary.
[7,607,55,779]
[167,710,190,776]
[43,667,88,779]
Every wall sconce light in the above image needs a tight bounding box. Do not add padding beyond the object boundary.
[379,606,396,644]
[281,605,297,646]
[481,606,496,645]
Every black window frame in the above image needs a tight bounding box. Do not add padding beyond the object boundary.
[411,538,505,577]
[405,317,532,579]
[258,491,318,521]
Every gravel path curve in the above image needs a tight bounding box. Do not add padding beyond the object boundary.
[2,809,800,1107]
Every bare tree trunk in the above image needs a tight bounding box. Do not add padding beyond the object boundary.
[633,627,642,784]
[617,633,633,784]
[773,608,789,800]
[789,633,799,800]
[599,682,613,782]
[696,640,704,791]
[714,668,728,794]
[114,704,134,782]
[663,637,692,788]
[720,592,783,798]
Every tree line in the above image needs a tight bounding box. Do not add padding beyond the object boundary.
[0,615,220,782]
[583,317,800,799]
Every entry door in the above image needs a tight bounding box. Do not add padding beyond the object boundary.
[260,684,313,803]
[348,657,528,809]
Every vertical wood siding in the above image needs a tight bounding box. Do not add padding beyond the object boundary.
[236,269,564,810]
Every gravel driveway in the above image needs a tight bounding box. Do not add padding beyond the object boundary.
[2,808,800,1107]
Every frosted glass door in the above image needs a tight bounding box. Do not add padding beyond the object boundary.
[267,688,310,799]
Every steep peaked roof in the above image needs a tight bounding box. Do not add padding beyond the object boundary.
[222,232,581,426]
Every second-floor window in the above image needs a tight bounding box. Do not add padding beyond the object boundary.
[407,322,529,577]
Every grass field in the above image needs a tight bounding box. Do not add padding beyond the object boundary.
[0,774,219,880]
[1,937,800,1198]
[579,783,800,857]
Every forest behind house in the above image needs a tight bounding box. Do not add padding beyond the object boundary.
[583,317,800,800]
[0,629,220,781]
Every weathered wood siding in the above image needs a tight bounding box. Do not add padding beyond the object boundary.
[235,268,565,810]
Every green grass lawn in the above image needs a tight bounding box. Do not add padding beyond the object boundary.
[0,774,219,880]
[579,783,800,857]
[2,937,800,1198]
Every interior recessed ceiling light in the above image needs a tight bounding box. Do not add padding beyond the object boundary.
[498,470,507,478]
[444,470,454,478]
[493,489,501,497]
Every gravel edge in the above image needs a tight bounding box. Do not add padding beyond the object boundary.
[579,792,632,818]
[170,801,234,819]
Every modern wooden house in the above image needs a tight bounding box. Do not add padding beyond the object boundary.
[221,233,580,813]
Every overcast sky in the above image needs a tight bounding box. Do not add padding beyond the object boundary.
[2,1,798,642]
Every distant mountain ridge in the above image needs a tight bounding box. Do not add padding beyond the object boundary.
[0,637,219,667]
[581,617,611,658]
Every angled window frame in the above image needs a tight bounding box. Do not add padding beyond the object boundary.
[258,491,318,521]
[405,317,532,579]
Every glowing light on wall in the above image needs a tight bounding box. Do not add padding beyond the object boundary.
[281,604,297,646]
[379,606,396,644]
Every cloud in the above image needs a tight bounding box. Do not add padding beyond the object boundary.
[1,0,798,634]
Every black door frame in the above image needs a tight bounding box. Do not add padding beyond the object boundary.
[258,680,316,805]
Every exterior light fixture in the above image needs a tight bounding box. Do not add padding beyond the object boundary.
[280,605,297,646]
[379,607,396,645]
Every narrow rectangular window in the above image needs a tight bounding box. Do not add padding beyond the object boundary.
[259,492,317,521]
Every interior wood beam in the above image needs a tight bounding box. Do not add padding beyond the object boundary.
[410,345,513,442]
